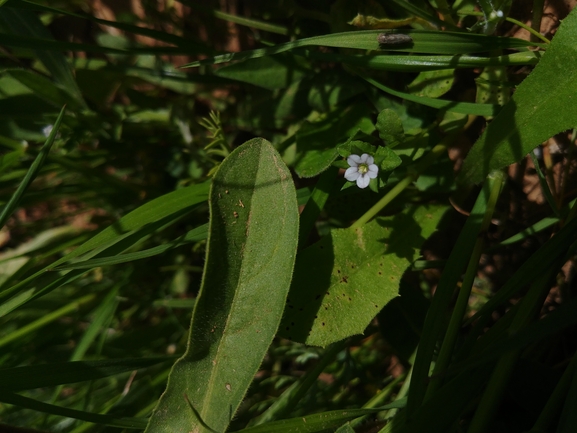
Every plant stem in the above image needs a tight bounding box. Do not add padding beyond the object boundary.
[531,0,546,43]
[350,142,447,229]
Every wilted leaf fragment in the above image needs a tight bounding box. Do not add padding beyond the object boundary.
[460,6,577,184]
[279,205,446,347]
[145,138,299,433]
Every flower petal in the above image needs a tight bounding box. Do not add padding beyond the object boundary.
[367,164,379,178]
[357,174,370,189]
[347,154,361,166]
[365,155,375,165]
[359,153,370,164]
[344,167,360,181]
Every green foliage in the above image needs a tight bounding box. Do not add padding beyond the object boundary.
[461,6,577,183]
[279,205,446,346]
[0,1,576,433]
[145,139,299,433]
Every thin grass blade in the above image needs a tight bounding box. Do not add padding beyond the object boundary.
[0,105,65,230]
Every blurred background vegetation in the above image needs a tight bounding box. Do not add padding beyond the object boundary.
[0,0,576,432]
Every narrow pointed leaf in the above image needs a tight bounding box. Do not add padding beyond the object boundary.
[235,400,406,433]
[0,357,172,391]
[145,138,299,433]
[0,105,65,230]
[183,30,536,68]
[0,392,147,429]
[0,182,210,312]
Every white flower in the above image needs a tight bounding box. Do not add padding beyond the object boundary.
[344,153,378,189]
[42,125,53,137]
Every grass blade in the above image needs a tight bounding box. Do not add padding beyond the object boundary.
[0,357,171,391]
[183,30,537,68]
[0,105,65,230]
[0,392,148,429]
[361,75,499,116]
[53,224,208,270]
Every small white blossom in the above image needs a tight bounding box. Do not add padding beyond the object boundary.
[344,153,378,189]
[42,125,53,137]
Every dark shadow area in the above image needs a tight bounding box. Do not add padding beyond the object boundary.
[277,233,335,342]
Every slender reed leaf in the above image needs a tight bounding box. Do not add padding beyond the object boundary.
[0,105,65,230]
[183,30,536,68]
[305,51,541,72]
[0,357,172,391]
[361,75,499,116]
[236,401,406,433]
[0,7,85,106]
[0,392,148,429]
[11,0,213,54]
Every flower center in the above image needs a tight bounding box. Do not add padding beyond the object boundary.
[358,163,369,175]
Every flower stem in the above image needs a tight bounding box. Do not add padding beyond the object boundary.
[350,142,447,229]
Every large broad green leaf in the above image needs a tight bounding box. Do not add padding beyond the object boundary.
[278,205,446,347]
[460,7,577,184]
[145,138,299,433]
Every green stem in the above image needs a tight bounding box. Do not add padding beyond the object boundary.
[349,374,405,428]
[531,0,546,43]
[381,365,413,421]
[350,143,447,229]
[456,11,550,44]
[425,171,504,400]
[507,16,550,44]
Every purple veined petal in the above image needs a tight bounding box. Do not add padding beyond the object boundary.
[359,153,370,164]
[344,167,360,181]
[365,155,375,165]
[367,165,379,178]
[347,154,362,166]
[357,174,370,189]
